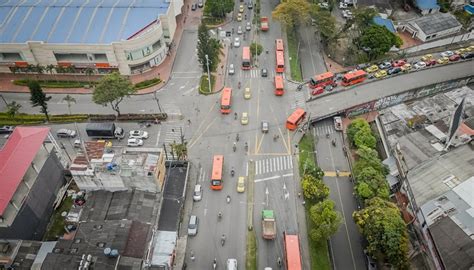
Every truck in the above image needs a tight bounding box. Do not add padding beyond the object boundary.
[262,210,276,239]
[85,123,125,139]
[260,17,269,31]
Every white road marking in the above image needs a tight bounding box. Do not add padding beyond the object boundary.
[254,173,294,183]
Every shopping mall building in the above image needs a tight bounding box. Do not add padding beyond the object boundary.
[0,0,183,75]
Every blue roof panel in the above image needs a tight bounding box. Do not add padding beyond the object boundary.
[0,0,170,44]
[415,0,440,10]
[373,16,396,33]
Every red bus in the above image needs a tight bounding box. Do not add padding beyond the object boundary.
[309,72,336,89]
[286,108,306,131]
[275,39,284,51]
[274,75,284,96]
[276,51,285,73]
[341,70,367,87]
[284,232,302,270]
[242,46,251,70]
[210,155,224,190]
[220,87,232,114]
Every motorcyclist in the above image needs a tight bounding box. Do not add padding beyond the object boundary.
[238,81,241,89]
[231,167,235,176]
[213,258,217,269]
[234,112,237,120]
[236,133,239,141]
[233,142,237,152]
[218,212,222,219]
[226,195,231,203]
[245,142,248,151]
[277,257,282,267]
[332,139,336,146]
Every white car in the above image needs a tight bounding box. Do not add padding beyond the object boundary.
[228,64,235,75]
[237,26,243,35]
[413,61,427,69]
[342,10,353,18]
[440,50,454,58]
[127,138,144,147]
[246,22,251,31]
[129,130,148,139]
[56,129,77,138]
[234,37,240,47]
[339,2,348,8]
[319,2,329,9]
[193,184,202,201]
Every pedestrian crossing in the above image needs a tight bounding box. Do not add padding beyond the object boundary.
[255,155,293,175]
[290,89,307,111]
[312,123,336,137]
[163,125,185,158]
[237,69,282,78]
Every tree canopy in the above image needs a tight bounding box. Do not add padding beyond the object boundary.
[353,7,378,29]
[204,0,234,18]
[92,72,136,116]
[353,197,409,269]
[311,9,338,41]
[309,200,342,241]
[197,23,221,72]
[357,25,403,60]
[301,174,329,202]
[6,101,21,119]
[347,118,377,149]
[250,42,263,57]
[272,0,311,29]
[28,80,51,121]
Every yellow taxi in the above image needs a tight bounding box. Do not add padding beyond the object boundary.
[437,57,449,64]
[244,87,251,99]
[237,13,242,21]
[365,65,379,73]
[468,46,474,52]
[374,69,387,78]
[454,48,467,55]
[401,63,412,72]
[239,5,244,13]
[241,112,249,125]
[420,54,433,61]
[237,177,245,193]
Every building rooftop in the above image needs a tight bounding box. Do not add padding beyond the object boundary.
[419,176,474,270]
[0,0,170,44]
[0,127,50,216]
[379,86,474,169]
[70,143,163,191]
[415,0,440,10]
[409,12,461,35]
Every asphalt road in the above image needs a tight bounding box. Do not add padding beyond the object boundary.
[312,118,366,270]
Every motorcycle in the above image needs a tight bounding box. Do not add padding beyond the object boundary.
[277,257,282,267]
[218,212,222,221]
[245,142,248,151]
[236,133,240,142]
[273,134,279,141]
[233,143,237,152]
[231,168,235,177]
[226,195,231,203]
[332,139,336,146]
[213,258,217,269]
[238,81,241,89]
[326,133,330,138]
[234,112,238,120]
[221,235,226,246]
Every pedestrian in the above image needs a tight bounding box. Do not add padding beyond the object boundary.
[187,119,191,125]
[298,192,301,198]
[190,250,195,261]
[302,201,306,205]
[330,64,332,68]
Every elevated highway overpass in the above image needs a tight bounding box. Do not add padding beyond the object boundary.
[306,60,474,121]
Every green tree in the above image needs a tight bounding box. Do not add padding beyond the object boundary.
[309,200,342,241]
[347,118,370,143]
[28,80,51,121]
[85,68,95,84]
[250,42,263,57]
[305,164,325,180]
[62,94,76,115]
[353,128,376,149]
[357,25,403,60]
[6,101,22,119]
[354,146,388,176]
[171,142,188,160]
[301,174,329,202]
[272,0,311,29]
[312,9,338,42]
[354,166,390,200]
[353,7,378,29]
[92,72,136,116]
[353,197,409,269]
[197,23,221,73]
[204,0,234,18]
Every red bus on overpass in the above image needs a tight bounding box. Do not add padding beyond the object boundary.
[286,108,306,131]
[341,70,367,86]
[309,72,337,89]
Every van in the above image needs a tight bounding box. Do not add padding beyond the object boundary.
[188,215,198,236]
[193,184,202,201]
[226,258,237,270]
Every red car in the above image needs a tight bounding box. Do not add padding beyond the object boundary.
[392,59,406,67]
[311,87,324,96]
[449,54,460,61]
[425,59,436,66]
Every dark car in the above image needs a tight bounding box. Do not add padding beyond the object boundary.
[449,54,460,61]
[461,52,474,59]
[387,67,402,75]
[0,125,14,134]
[261,68,268,77]
[247,1,253,9]
[356,63,369,70]
[191,3,197,10]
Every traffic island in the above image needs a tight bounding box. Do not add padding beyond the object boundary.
[199,74,215,95]
[245,160,257,270]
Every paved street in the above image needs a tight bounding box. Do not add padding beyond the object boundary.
[298,24,327,80]
[312,118,366,270]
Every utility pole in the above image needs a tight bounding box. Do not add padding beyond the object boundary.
[205,54,211,92]
[153,91,163,113]
[0,94,7,106]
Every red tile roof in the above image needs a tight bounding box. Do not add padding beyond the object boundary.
[0,127,50,216]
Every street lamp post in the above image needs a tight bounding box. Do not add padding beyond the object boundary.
[0,94,7,106]
[153,91,163,113]
[205,54,211,92]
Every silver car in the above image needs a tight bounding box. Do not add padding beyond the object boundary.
[245,22,251,31]
[188,215,199,236]
[234,37,240,47]
[56,129,76,138]
[228,64,235,75]
[237,26,243,35]
[193,184,202,201]
[129,130,149,139]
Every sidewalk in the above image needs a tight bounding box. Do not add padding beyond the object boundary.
[0,4,189,95]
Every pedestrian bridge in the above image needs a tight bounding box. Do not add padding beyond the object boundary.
[305,60,474,122]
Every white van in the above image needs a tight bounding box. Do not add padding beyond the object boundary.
[226,258,237,270]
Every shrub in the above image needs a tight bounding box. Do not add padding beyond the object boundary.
[13,79,91,88]
[134,78,162,90]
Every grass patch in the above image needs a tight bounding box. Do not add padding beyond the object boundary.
[134,77,162,90]
[298,134,316,174]
[287,28,303,82]
[246,230,257,270]
[199,74,215,94]
[202,16,225,26]
[43,196,74,241]
[13,79,92,88]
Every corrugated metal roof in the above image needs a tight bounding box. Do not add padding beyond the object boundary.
[0,126,50,215]
[410,12,461,35]
[0,0,169,44]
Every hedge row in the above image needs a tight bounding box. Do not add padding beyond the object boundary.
[1,113,167,125]
[0,113,89,121]
[13,79,91,88]
[89,113,168,121]
[134,78,162,90]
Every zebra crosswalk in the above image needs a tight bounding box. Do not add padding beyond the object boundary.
[237,69,282,78]
[312,123,337,137]
[163,125,185,156]
[255,155,293,175]
[290,90,307,111]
